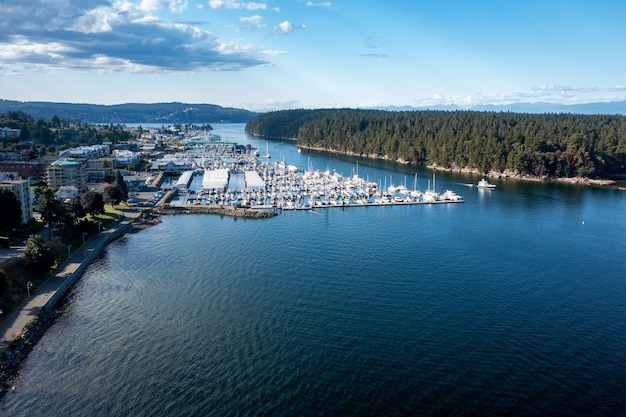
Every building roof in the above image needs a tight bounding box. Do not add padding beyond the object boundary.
[51,158,83,166]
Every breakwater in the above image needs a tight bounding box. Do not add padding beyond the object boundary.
[158,205,278,218]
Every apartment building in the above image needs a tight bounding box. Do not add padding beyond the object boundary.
[46,158,86,191]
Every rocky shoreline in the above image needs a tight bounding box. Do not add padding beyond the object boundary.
[157,205,278,218]
[296,144,617,186]
[0,217,145,399]
[0,307,62,398]
[425,164,617,186]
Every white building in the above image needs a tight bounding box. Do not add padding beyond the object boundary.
[46,159,87,191]
[0,178,33,225]
[59,144,110,159]
[151,158,193,174]
[202,169,230,192]
[113,150,140,168]
[0,127,21,138]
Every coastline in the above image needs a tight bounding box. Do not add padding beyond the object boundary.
[0,209,149,397]
[294,143,617,186]
[157,205,277,218]
[0,205,278,397]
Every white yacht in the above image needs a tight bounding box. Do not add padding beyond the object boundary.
[477,179,496,189]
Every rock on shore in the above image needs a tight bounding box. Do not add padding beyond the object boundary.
[157,206,277,218]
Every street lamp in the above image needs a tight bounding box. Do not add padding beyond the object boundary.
[67,244,72,259]
[27,281,33,298]
[82,232,87,244]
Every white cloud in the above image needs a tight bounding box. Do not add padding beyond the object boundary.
[70,6,124,33]
[208,0,268,10]
[306,1,332,7]
[273,21,305,35]
[412,84,626,108]
[0,0,271,73]
[238,15,266,31]
[360,53,390,59]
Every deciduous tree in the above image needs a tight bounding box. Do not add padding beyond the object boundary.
[80,190,105,216]
[103,185,121,206]
[39,188,65,239]
[24,235,55,271]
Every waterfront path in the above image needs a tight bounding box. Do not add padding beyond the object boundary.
[0,209,139,352]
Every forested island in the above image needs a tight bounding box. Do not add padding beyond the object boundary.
[0,100,258,124]
[245,109,626,180]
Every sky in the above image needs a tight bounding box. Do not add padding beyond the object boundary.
[1,0,626,111]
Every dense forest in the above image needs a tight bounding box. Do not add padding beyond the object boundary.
[0,111,132,157]
[0,100,258,124]
[245,109,626,178]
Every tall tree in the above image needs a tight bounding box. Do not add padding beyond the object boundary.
[0,188,22,234]
[103,185,121,207]
[24,235,55,271]
[114,170,128,201]
[80,190,105,216]
[68,196,86,221]
[39,188,66,239]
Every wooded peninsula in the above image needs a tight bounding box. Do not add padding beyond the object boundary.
[245,109,626,180]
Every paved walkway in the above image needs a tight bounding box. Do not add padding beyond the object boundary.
[0,208,139,351]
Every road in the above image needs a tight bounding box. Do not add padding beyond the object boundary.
[0,208,140,351]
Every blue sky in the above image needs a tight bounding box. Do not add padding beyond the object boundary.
[1,0,625,111]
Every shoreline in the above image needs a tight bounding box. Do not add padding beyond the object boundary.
[294,144,618,186]
[157,205,277,218]
[0,205,277,398]
[0,211,148,398]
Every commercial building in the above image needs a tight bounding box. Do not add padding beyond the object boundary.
[0,161,45,179]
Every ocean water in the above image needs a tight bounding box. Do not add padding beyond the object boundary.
[2,125,626,416]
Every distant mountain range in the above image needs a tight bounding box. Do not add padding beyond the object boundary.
[375,100,626,115]
[2,99,626,124]
[0,100,259,123]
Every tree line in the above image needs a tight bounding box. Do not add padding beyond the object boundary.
[245,109,626,178]
[1,111,133,157]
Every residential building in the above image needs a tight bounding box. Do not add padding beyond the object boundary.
[113,150,140,168]
[58,144,110,159]
[46,159,87,191]
[0,178,33,225]
[85,158,115,182]
[0,127,21,138]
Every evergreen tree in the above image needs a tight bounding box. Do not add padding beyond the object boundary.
[114,170,129,201]
[0,188,22,234]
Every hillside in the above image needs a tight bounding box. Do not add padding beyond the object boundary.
[246,109,626,179]
[0,100,258,124]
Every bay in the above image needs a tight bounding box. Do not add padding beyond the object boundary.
[2,124,626,416]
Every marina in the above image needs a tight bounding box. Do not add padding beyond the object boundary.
[153,133,464,211]
[3,124,626,417]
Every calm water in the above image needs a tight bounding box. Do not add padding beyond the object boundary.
[2,125,626,416]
